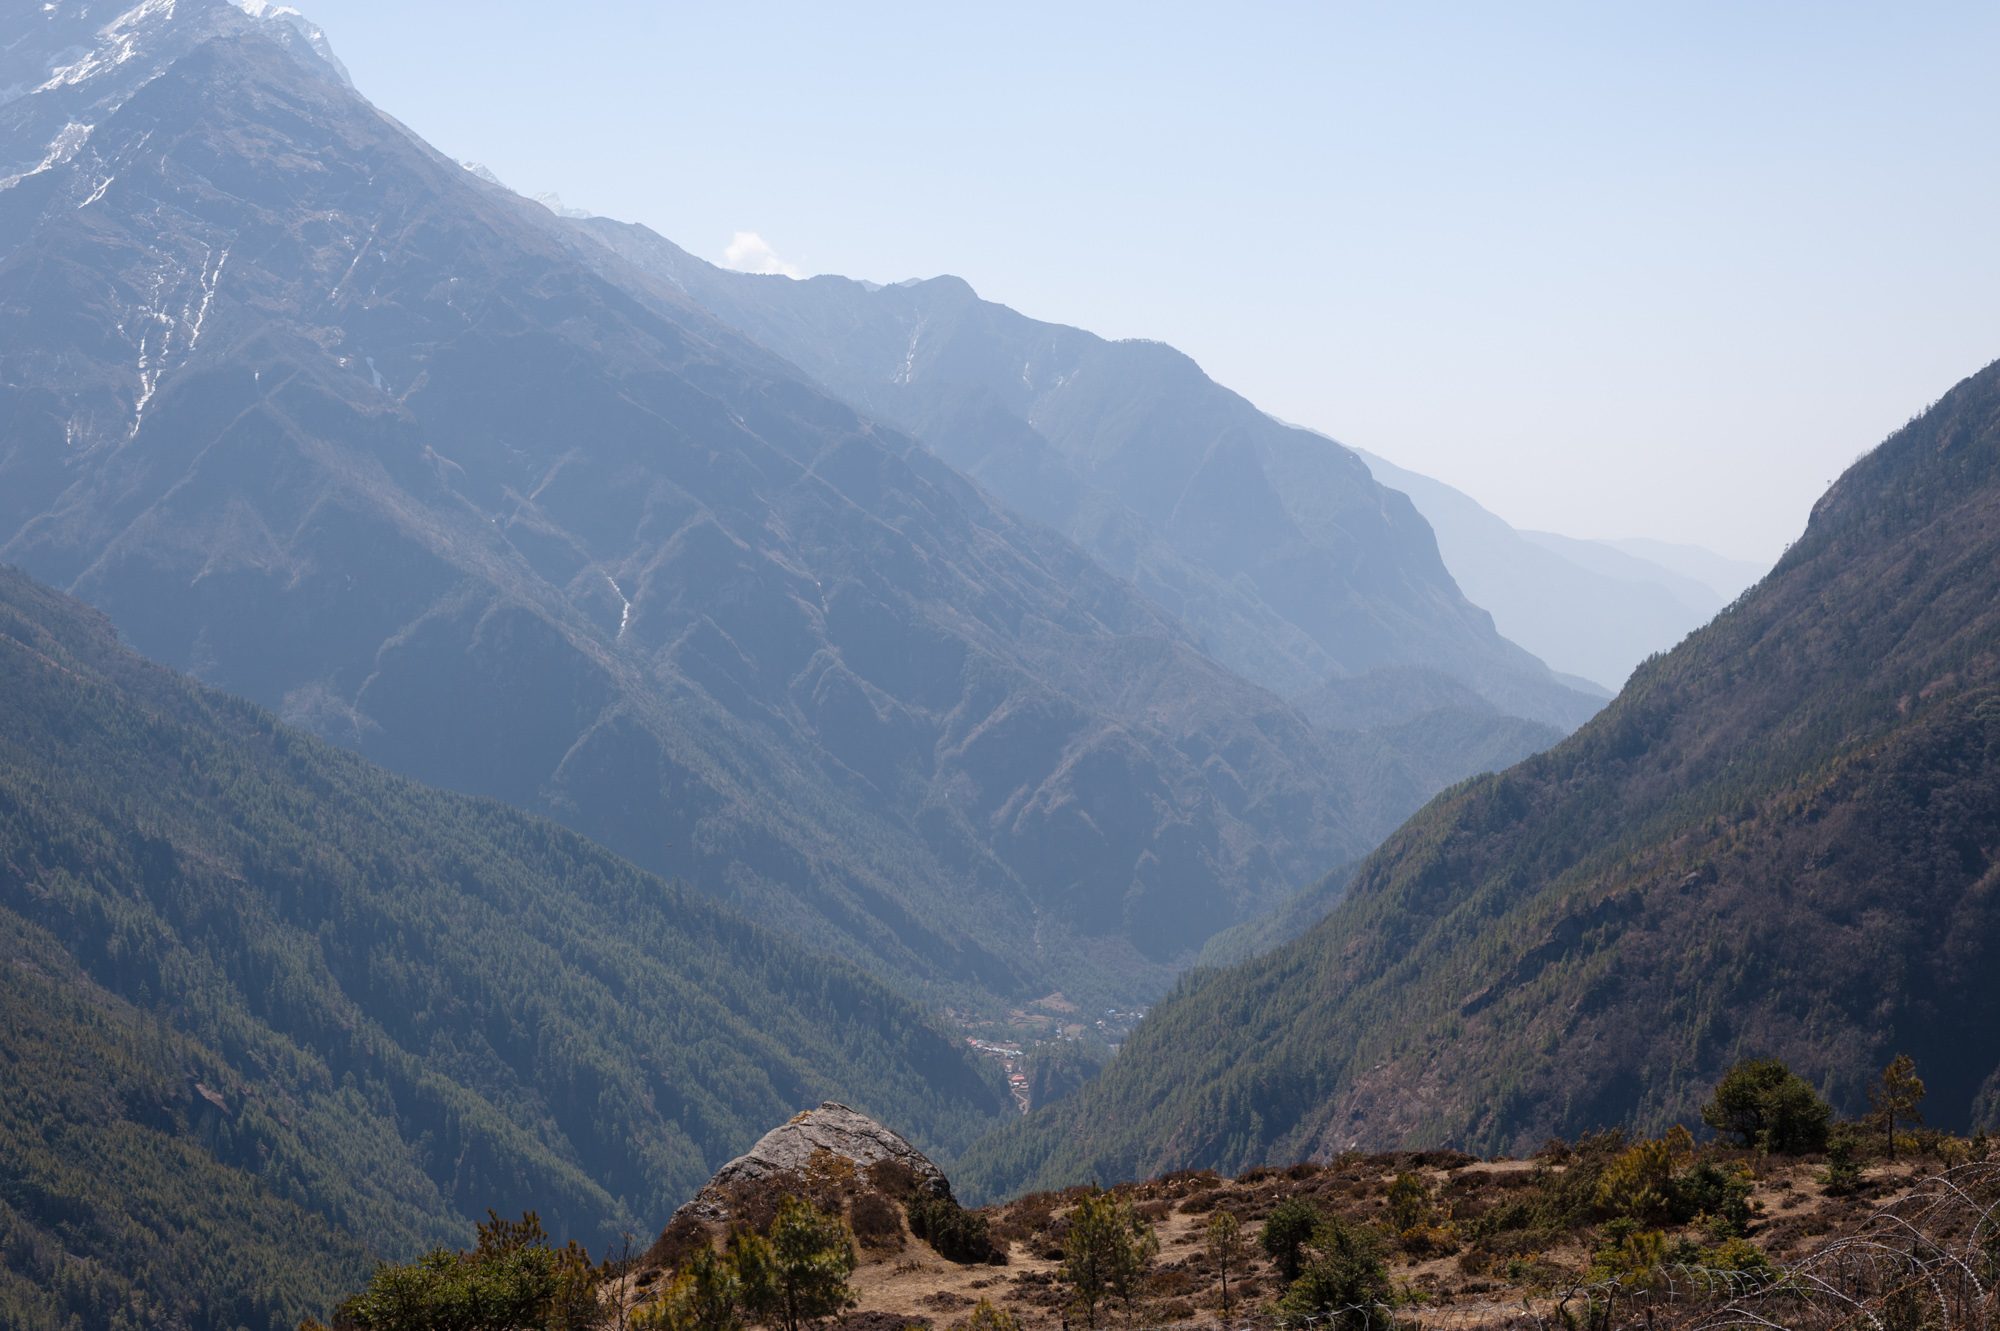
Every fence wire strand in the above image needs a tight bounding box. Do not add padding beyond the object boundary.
[1250,1163,2000,1331]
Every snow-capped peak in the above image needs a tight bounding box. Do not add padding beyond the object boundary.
[533,191,593,221]
[461,161,509,189]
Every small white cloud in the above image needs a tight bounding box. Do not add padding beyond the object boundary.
[721,231,802,279]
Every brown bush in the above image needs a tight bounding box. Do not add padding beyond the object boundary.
[714,1171,808,1235]
[992,1194,1056,1247]
[836,1314,932,1331]
[1474,1230,1542,1259]
[1445,1193,1496,1226]
[851,1192,906,1250]
[803,1150,862,1211]
[1399,1224,1461,1259]
[866,1159,922,1199]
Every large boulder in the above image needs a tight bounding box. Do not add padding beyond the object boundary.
[656,1102,953,1243]
[635,1103,999,1301]
[703,1102,950,1200]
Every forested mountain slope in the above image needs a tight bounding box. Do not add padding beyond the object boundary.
[0,566,1008,1331]
[0,0,1445,1012]
[961,358,2000,1197]
[572,220,1603,733]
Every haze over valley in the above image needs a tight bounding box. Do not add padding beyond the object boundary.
[1,4,1996,1330]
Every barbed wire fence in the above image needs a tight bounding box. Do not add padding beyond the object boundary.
[1231,1164,2000,1331]
[1679,1162,2000,1331]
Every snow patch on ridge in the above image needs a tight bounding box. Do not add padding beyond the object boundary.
[128,242,230,439]
[0,121,93,190]
[895,318,928,386]
[604,574,632,639]
[35,1,173,94]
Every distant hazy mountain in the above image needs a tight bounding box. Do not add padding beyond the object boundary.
[0,567,1006,1331]
[0,0,1498,1017]
[961,358,2000,1195]
[564,222,1605,734]
[1517,528,1732,617]
[1355,449,1766,692]
[1602,535,1767,603]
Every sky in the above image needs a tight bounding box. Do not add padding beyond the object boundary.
[301,0,2000,563]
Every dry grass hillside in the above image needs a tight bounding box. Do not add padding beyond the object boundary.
[618,1127,1994,1331]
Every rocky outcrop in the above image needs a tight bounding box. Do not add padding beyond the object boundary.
[707,1103,948,1195]
[641,1103,1003,1284]
[666,1103,950,1231]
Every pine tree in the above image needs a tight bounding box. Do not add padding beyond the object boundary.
[636,1246,744,1331]
[1061,1191,1158,1329]
[1205,1209,1243,1317]
[743,1198,856,1331]
[1870,1054,1927,1161]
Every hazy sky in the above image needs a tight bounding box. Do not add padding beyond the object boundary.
[304,0,2000,563]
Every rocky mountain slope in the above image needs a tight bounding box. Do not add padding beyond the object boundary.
[0,567,1012,1331]
[569,220,1605,734]
[0,0,1493,1013]
[961,357,2000,1193]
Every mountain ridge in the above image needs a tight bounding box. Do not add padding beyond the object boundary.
[958,356,2000,1196]
[0,0,1454,1015]
[566,218,1605,733]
